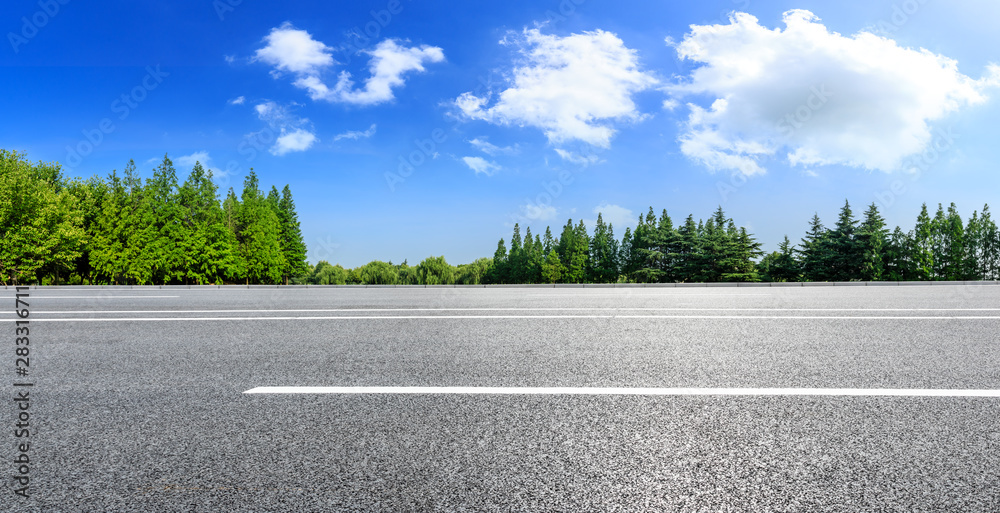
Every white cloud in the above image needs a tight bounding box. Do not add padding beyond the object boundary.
[254,22,335,75]
[272,129,317,156]
[662,98,679,111]
[255,25,444,106]
[333,123,377,141]
[252,101,317,156]
[175,151,232,183]
[554,148,603,166]
[455,28,657,148]
[669,10,999,175]
[469,137,519,156]
[176,151,211,168]
[521,203,558,222]
[228,96,246,105]
[331,39,445,105]
[593,203,634,229]
[224,55,236,64]
[461,156,501,176]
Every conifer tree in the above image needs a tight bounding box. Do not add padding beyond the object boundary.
[541,249,565,284]
[912,204,935,280]
[277,185,308,283]
[798,213,830,281]
[857,203,889,281]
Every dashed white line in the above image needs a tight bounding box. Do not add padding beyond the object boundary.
[244,386,1000,397]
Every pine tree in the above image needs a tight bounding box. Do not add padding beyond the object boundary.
[236,170,285,284]
[912,203,934,280]
[277,185,308,284]
[943,203,965,280]
[857,203,889,281]
[798,213,830,281]
[764,236,801,281]
[487,238,508,284]
[826,200,861,281]
[541,249,565,284]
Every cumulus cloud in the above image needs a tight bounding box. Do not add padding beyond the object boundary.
[175,151,232,183]
[175,151,211,169]
[469,137,519,156]
[554,148,603,167]
[520,203,558,222]
[668,10,999,175]
[455,28,657,148]
[255,23,335,75]
[255,24,444,106]
[272,129,318,156]
[253,101,317,156]
[333,123,377,141]
[330,39,445,105]
[462,156,501,176]
[228,95,246,105]
[593,203,634,229]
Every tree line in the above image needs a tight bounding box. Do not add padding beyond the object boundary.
[302,200,999,285]
[1,150,307,285]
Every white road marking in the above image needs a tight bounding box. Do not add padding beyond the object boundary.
[244,386,1000,397]
[27,315,1000,322]
[23,296,180,299]
[16,307,1000,314]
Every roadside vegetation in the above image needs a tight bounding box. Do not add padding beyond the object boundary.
[4,149,997,285]
[1,150,306,285]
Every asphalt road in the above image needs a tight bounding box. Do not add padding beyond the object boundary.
[5,285,1000,512]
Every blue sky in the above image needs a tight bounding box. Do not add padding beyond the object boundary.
[4,0,1000,267]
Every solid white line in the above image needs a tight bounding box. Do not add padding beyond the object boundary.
[243,386,1000,397]
[28,315,1000,322]
[16,307,1000,314]
[23,296,180,299]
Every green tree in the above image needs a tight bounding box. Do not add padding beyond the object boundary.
[236,170,285,284]
[798,213,831,281]
[826,200,861,281]
[486,238,508,284]
[0,150,84,284]
[541,249,565,284]
[912,204,935,280]
[277,185,309,283]
[589,213,619,283]
[762,236,800,282]
[310,261,349,284]
[417,255,456,285]
[357,260,399,284]
[857,203,889,281]
[456,257,492,284]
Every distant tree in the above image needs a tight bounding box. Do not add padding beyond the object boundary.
[311,261,349,285]
[417,255,456,285]
[912,203,935,280]
[456,257,492,284]
[486,238,508,284]
[541,249,565,284]
[236,170,285,284]
[357,260,399,284]
[826,200,861,281]
[277,185,309,283]
[0,150,84,284]
[857,203,889,281]
[589,213,619,283]
[798,213,830,281]
[762,235,800,282]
